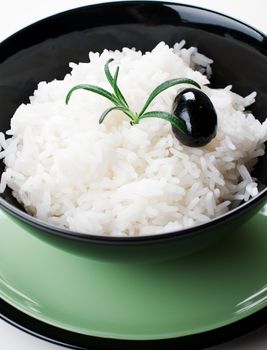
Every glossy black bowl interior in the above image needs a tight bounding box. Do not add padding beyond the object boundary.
[0,1,266,243]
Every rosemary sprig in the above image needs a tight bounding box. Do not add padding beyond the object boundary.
[66,59,201,133]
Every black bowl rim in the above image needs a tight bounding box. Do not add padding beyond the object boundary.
[0,0,266,245]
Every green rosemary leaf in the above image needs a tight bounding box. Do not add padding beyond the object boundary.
[139,78,201,116]
[99,106,131,124]
[139,111,187,134]
[104,58,115,87]
[65,84,118,105]
[105,60,129,108]
[113,67,129,108]
[113,66,119,86]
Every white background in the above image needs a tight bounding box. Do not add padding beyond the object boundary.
[0,0,267,349]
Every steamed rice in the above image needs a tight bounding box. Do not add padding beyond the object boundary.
[0,41,267,236]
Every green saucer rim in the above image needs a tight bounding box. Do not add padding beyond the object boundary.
[1,296,267,350]
[1,212,267,340]
[1,290,267,340]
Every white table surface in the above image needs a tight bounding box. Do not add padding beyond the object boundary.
[0,0,267,349]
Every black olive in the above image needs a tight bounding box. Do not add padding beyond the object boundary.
[172,88,217,147]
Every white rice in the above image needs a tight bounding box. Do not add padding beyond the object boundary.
[1,41,267,236]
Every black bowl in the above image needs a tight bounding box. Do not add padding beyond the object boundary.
[0,1,266,260]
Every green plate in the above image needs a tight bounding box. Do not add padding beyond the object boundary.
[0,210,267,340]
